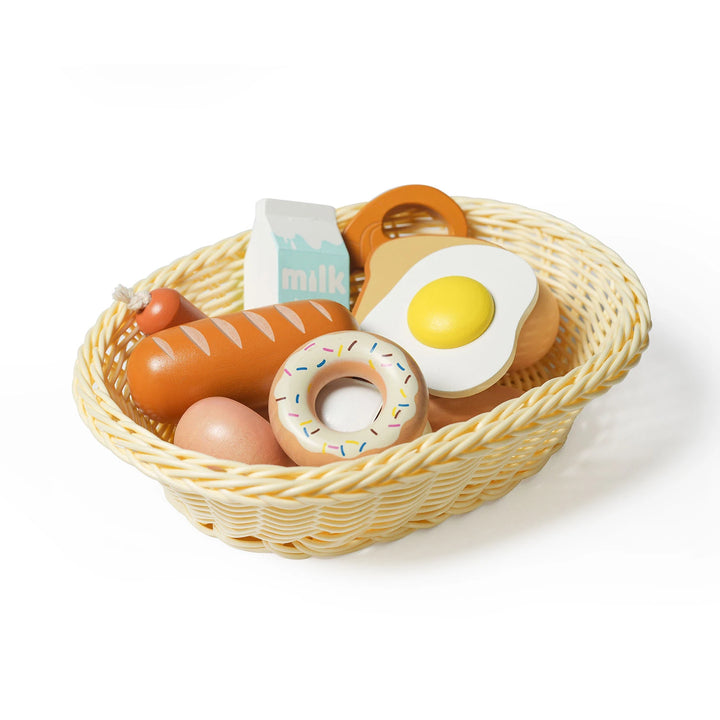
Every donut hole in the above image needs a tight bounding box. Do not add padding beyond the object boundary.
[315,377,383,433]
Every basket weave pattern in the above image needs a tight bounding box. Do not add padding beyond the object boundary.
[73,198,651,558]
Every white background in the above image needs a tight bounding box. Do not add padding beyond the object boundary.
[2,2,718,718]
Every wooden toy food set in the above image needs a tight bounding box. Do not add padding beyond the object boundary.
[73,185,651,558]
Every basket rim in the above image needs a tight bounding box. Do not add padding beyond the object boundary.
[72,196,651,500]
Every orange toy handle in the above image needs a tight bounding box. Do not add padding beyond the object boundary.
[342,184,468,270]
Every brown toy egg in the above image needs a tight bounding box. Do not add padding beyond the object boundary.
[174,396,293,466]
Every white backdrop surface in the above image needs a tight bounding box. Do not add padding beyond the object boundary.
[1,2,718,718]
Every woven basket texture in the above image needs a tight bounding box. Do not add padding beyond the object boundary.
[72,197,651,558]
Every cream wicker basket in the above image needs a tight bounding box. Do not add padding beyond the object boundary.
[72,197,651,558]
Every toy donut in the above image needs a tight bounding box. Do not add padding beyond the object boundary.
[268,330,429,466]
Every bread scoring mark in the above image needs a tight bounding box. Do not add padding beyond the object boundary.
[244,311,275,342]
[180,325,211,355]
[274,304,305,333]
[152,336,175,360]
[309,300,332,321]
[210,317,243,349]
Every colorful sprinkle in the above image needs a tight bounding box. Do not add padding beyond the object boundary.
[347,340,357,351]
[381,363,392,367]
[328,445,339,450]
[337,345,343,356]
[317,359,327,368]
[295,394,300,403]
[345,440,359,445]
[284,368,292,376]
[322,442,327,453]
[359,442,367,453]
[399,403,410,407]
[296,366,308,371]
[311,428,320,435]
[303,427,310,437]
[405,375,411,384]
[289,413,300,418]
[340,445,346,457]
[275,396,286,402]
[400,389,407,398]
[304,342,316,351]
[396,362,405,371]
[370,429,378,436]
[300,420,312,425]
[388,423,401,428]
[323,347,334,352]
[368,359,375,370]
[370,342,378,353]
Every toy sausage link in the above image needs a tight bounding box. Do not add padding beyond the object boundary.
[136,288,207,335]
[113,285,207,335]
[126,299,358,424]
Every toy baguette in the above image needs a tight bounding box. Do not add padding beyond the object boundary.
[126,299,358,423]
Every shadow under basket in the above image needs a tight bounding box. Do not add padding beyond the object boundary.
[72,197,651,558]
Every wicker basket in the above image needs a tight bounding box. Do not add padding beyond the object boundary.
[72,197,651,558]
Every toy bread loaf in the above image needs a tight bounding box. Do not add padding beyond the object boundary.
[126,299,358,423]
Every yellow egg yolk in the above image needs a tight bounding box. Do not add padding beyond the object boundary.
[407,276,495,349]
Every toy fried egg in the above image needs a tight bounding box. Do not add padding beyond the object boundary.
[353,239,539,397]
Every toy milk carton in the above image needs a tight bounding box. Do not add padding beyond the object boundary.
[243,199,350,309]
